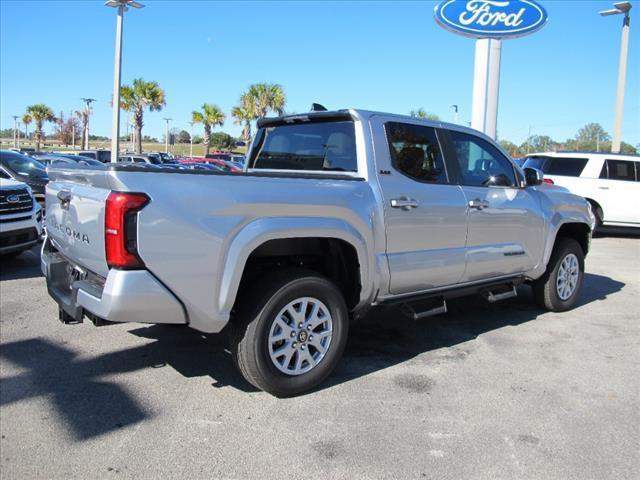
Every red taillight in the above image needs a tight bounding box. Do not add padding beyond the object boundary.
[543,178,554,185]
[105,191,149,269]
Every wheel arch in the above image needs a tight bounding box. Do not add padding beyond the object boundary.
[218,217,374,316]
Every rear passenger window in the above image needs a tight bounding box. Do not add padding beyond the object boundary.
[544,157,588,176]
[602,159,636,181]
[449,131,516,187]
[385,122,447,184]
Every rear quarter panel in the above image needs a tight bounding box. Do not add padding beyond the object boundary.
[110,171,381,333]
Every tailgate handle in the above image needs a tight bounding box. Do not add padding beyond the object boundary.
[57,190,72,209]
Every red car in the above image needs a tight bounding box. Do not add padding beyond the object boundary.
[182,154,242,173]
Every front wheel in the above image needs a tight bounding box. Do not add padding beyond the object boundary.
[230,269,349,397]
[532,238,585,312]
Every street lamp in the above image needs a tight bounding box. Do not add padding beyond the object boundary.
[600,1,632,153]
[189,121,195,158]
[12,115,18,148]
[450,105,459,124]
[163,118,172,153]
[80,97,95,150]
[105,0,144,163]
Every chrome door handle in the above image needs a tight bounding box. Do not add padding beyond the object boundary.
[598,186,609,190]
[390,197,419,210]
[468,198,490,210]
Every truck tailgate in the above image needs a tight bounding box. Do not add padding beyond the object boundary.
[45,170,111,278]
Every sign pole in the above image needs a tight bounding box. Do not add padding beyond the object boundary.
[471,39,489,133]
[485,39,502,140]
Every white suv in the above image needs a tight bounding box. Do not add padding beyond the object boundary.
[524,152,639,229]
[0,178,43,257]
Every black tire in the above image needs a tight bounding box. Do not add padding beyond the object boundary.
[587,200,603,233]
[230,269,349,397]
[532,238,584,312]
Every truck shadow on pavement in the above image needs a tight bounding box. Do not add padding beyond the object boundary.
[0,272,624,440]
[327,273,625,390]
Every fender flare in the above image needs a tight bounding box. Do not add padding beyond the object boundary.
[217,217,374,315]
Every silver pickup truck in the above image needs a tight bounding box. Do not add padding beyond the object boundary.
[42,109,594,396]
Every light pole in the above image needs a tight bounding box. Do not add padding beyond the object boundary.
[80,98,95,150]
[163,117,172,153]
[600,2,632,153]
[17,122,21,148]
[130,119,135,151]
[450,105,459,124]
[12,115,19,148]
[189,121,194,158]
[106,0,144,163]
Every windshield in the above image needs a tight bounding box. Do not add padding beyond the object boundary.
[0,151,48,179]
[250,121,358,172]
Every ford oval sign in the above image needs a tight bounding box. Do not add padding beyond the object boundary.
[434,0,548,39]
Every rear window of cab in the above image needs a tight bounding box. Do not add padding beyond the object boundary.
[249,121,357,172]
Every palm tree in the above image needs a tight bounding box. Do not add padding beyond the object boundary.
[191,104,225,155]
[409,108,440,121]
[119,78,166,153]
[242,83,286,119]
[75,109,91,149]
[231,103,254,145]
[24,104,55,152]
[21,113,32,142]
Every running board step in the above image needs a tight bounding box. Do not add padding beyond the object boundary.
[485,286,518,303]
[401,298,447,320]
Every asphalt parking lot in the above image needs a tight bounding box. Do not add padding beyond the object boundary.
[1,235,638,480]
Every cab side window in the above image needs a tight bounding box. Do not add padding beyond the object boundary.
[385,122,448,184]
[449,131,516,187]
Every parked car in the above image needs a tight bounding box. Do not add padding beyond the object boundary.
[78,149,111,163]
[33,153,104,168]
[0,177,43,257]
[119,153,162,165]
[523,152,639,229]
[0,150,48,206]
[42,108,593,397]
[191,155,241,172]
[180,162,225,171]
[9,147,37,155]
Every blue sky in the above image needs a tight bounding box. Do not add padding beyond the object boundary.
[1,0,638,145]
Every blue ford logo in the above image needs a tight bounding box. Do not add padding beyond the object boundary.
[7,194,20,204]
[434,0,548,39]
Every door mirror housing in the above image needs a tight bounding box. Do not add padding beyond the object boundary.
[524,167,544,186]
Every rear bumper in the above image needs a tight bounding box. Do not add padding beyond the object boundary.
[41,237,187,325]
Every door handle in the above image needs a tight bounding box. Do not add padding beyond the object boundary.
[598,186,609,190]
[390,197,419,210]
[468,198,490,210]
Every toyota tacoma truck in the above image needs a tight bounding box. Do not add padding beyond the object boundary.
[42,109,594,396]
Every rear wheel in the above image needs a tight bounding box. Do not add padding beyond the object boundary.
[587,200,603,232]
[230,269,349,397]
[532,238,584,312]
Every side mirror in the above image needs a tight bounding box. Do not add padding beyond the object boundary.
[524,167,544,186]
